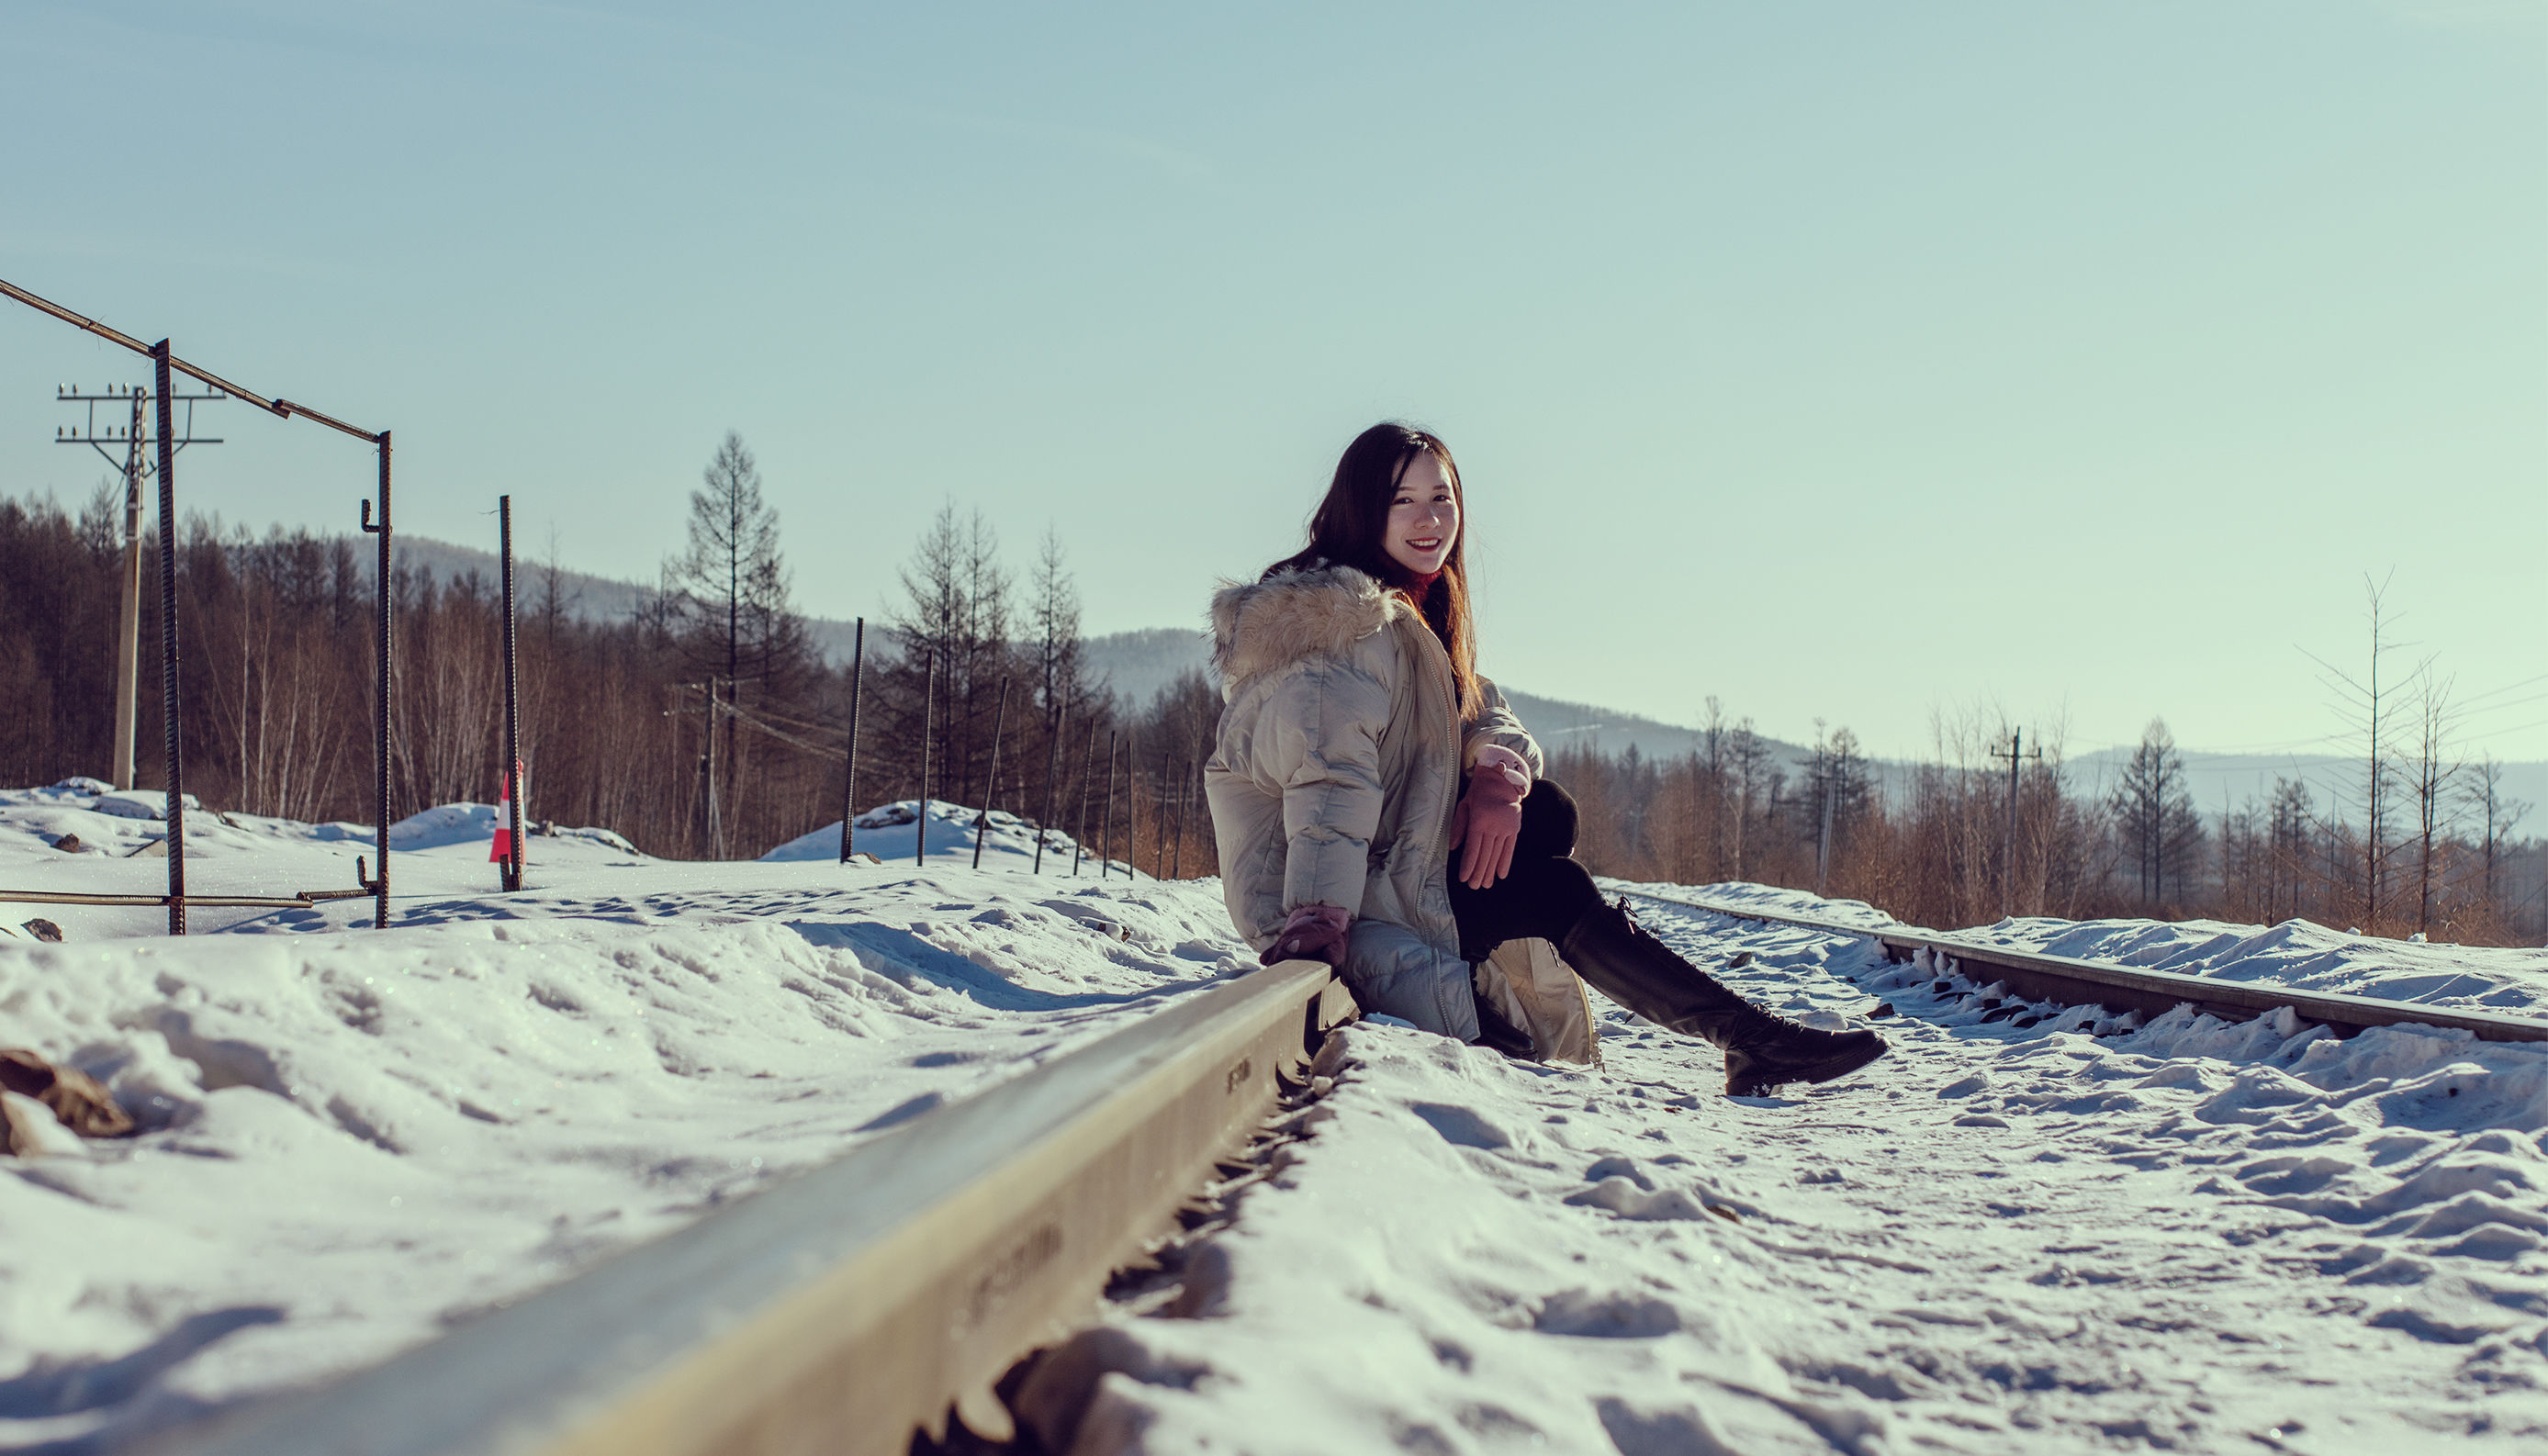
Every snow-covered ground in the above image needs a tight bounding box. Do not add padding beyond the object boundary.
[1082,898,2548,1453]
[6,782,2547,1453]
[0,784,1220,1451]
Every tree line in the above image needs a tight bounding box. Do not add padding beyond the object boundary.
[0,434,1223,879]
[1544,695,2542,948]
[5,469,2533,939]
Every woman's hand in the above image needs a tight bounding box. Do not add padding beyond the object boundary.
[1262,902,1353,967]
[1449,746,1531,890]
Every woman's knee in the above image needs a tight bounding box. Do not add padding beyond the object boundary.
[1517,778,1577,859]
[1527,854,1601,925]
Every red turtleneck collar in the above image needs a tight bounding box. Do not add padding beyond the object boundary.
[1385,564,1441,599]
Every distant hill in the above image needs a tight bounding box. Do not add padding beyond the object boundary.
[392,535,871,664]
[1080,627,1210,706]
[393,535,655,621]
[383,539,2547,822]
[1073,622,1828,775]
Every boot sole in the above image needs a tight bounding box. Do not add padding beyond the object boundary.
[1726,1036,1888,1097]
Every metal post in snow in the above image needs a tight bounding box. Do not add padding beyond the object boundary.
[1034,703,1066,875]
[1096,730,1117,879]
[1071,720,1097,876]
[151,342,185,935]
[1169,754,1187,880]
[499,496,523,893]
[918,650,936,866]
[972,678,1010,869]
[1125,730,1140,879]
[1150,734,1167,878]
[1815,763,1835,896]
[838,618,864,863]
[364,430,392,929]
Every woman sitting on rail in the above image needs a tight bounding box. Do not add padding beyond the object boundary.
[1202,423,1888,1095]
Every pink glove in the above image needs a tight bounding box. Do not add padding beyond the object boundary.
[1262,902,1353,967]
[1449,745,1530,890]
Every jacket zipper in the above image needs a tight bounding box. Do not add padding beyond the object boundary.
[1406,618,1461,894]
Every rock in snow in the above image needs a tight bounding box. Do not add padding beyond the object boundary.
[1,784,2545,1451]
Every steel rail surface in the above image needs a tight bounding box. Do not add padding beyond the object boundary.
[0,889,372,908]
[1627,888,2548,1044]
[146,958,1357,1456]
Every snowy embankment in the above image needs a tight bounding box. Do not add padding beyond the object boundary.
[0,784,1229,1452]
[5,780,2548,1452]
[1075,898,2548,1453]
[1627,877,2548,1017]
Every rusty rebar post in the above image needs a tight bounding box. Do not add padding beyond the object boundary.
[1124,730,1140,880]
[499,496,523,892]
[1071,720,1097,876]
[973,678,1010,869]
[151,342,185,935]
[364,431,393,928]
[838,619,864,863]
[1097,731,1118,879]
[1152,734,1170,879]
[1034,703,1067,875]
[918,650,936,866]
[1171,755,1192,880]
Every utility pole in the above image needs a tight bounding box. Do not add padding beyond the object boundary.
[53,379,224,790]
[1989,728,2044,916]
[701,677,724,857]
[669,678,721,858]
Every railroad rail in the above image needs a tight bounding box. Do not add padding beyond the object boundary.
[1625,888,2548,1045]
[144,959,1357,1456]
[1,888,374,910]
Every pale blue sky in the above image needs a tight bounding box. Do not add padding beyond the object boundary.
[4,2,2542,762]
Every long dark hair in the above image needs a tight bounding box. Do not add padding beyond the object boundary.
[1267,422,1480,718]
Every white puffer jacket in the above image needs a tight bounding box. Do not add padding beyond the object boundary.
[1204,565,1599,1063]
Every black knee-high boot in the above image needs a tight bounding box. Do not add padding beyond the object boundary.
[1558,898,1887,1095]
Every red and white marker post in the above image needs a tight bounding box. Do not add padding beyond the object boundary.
[489,759,525,890]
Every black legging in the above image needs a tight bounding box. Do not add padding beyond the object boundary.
[1447,778,1602,964]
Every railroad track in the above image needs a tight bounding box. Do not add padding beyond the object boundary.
[1621,887,2548,1045]
[144,959,1357,1456]
[135,892,2539,1456]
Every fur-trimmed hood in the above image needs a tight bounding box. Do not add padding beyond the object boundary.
[1209,564,1410,687]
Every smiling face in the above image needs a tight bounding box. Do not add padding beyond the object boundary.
[1382,451,1460,579]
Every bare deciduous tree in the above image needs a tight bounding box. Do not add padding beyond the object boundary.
[2307,575,2412,929]
[2111,717,2204,907]
[660,431,809,854]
